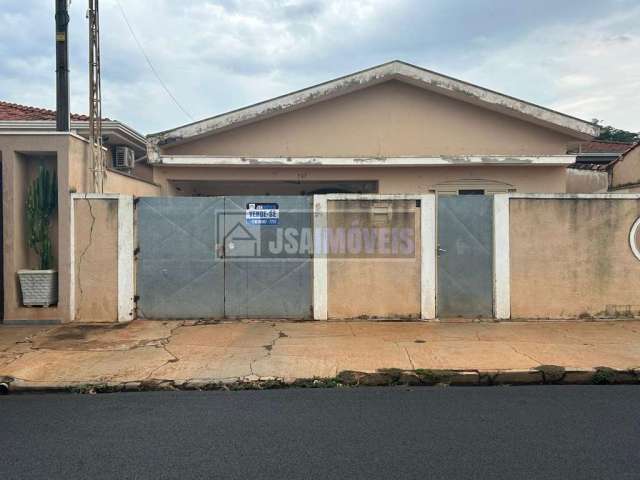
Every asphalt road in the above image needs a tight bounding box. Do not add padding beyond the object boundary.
[1,386,639,479]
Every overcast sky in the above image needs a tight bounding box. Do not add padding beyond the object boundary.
[1,0,639,134]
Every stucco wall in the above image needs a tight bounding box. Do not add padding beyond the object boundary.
[566,168,609,193]
[73,197,118,322]
[0,133,86,322]
[611,145,640,190]
[153,165,567,196]
[163,81,578,158]
[327,199,421,319]
[103,168,160,196]
[510,198,640,319]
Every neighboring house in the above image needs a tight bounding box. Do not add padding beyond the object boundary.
[0,102,159,325]
[147,60,599,196]
[565,140,639,193]
[565,140,634,193]
[0,101,152,181]
[570,140,634,166]
[609,142,640,192]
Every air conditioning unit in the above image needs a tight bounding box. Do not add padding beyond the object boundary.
[113,145,136,171]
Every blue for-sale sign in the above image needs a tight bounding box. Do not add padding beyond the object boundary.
[246,203,279,225]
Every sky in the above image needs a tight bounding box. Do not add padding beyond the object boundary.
[1,0,639,135]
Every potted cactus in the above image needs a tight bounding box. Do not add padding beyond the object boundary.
[18,166,58,306]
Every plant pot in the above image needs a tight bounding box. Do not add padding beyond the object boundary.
[17,269,58,307]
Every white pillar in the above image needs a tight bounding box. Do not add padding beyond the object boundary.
[117,195,135,322]
[493,193,511,319]
[420,194,437,319]
[312,195,328,320]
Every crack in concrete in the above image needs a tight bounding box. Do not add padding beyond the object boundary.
[404,346,416,370]
[144,343,180,380]
[509,344,542,365]
[249,326,286,375]
[75,197,97,320]
[142,322,186,380]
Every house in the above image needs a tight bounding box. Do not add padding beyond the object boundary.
[9,61,640,326]
[146,60,599,197]
[0,101,152,180]
[608,142,640,192]
[0,102,159,325]
[566,140,634,193]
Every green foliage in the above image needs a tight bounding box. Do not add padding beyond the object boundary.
[26,166,58,270]
[592,119,639,143]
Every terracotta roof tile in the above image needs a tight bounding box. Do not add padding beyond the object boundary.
[0,100,104,122]
[574,140,634,154]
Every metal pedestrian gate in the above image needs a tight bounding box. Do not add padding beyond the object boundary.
[137,196,313,319]
[437,196,494,318]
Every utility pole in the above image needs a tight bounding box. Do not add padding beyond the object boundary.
[55,0,70,131]
[88,0,104,193]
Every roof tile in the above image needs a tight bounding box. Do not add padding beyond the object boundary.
[0,100,106,122]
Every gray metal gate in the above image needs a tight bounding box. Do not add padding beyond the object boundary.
[223,196,312,319]
[437,196,493,318]
[137,197,225,319]
[137,196,312,319]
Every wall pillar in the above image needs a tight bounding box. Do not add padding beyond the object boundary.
[493,193,511,319]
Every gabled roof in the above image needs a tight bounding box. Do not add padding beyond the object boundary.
[0,100,102,121]
[147,60,600,162]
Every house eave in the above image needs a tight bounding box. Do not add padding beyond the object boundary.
[156,155,577,168]
[0,120,147,153]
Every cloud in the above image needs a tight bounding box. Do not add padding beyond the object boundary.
[458,4,640,130]
[0,0,638,133]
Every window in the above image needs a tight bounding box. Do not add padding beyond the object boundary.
[458,189,485,195]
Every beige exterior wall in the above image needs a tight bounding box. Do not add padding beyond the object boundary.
[0,133,88,323]
[327,199,421,319]
[73,198,118,322]
[153,165,567,196]
[566,168,609,193]
[611,145,640,190]
[103,168,160,196]
[510,198,640,319]
[164,81,578,158]
[0,133,155,323]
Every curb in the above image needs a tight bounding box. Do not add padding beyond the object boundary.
[1,366,640,394]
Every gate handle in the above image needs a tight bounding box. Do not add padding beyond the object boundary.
[437,246,447,256]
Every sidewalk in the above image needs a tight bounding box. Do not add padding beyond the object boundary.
[1,319,640,391]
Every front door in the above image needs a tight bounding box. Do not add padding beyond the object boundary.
[437,196,493,318]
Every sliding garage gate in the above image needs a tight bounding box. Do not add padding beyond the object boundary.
[136,196,313,319]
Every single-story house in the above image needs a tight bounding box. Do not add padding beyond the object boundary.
[6,61,640,325]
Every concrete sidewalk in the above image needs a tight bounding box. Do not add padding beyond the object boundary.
[1,320,640,391]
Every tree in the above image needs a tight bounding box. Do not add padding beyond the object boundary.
[592,119,639,143]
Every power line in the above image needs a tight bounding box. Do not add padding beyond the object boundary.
[114,0,193,121]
